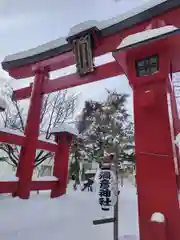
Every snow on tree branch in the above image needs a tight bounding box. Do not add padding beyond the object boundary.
[71,89,134,176]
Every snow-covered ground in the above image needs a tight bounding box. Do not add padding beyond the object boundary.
[0,179,139,240]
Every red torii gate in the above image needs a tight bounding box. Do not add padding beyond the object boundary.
[0,124,77,198]
[1,1,180,240]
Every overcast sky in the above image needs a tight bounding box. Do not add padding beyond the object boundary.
[0,0,151,117]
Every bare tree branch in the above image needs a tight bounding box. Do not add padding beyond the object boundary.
[0,83,78,172]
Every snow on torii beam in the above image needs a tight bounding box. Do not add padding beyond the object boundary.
[2,0,180,101]
[2,0,180,76]
[0,128,57,152]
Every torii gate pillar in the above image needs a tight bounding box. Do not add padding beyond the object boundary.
[113,26,180,240]
[50,124,79,198]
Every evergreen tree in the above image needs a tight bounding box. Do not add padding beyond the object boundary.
[69,135,94,186]
[75,90,134,167]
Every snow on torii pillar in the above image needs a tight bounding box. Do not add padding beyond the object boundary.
[113,26,180,240]
[50,123,79,198]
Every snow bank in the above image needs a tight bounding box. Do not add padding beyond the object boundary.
[0,177,138,240]
[0,178,139,240]
[0,128,24,136]
[32,176,58,181]
[0,175,19,182]
[119,235,138,240]
[118,25,177,49]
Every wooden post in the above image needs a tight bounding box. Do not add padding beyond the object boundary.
[113,152,119,240]
[51,134,71,198]
[93,153,119,240]
[15,69,47,199]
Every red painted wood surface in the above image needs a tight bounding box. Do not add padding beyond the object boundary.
[13,61,122,101]
[0,129,57,153]
[0,131,24,146]
[51,134,71,198]
[15,69,47,199]
[149,220,167,240]
[0,180,58,193]
[31,180,58,191]
[0,181,17,194]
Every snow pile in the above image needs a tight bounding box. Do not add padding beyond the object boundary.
[32,176,58,181]
[0,127,24,136]
[68,0,168,36]
[0,179,139,240]
[151,212,165,223]
[0,175,19,182]
[119,235,138,240]
[101,0,167,29]
[51,122,79,136]
[68,20,100,38]
[4,37,67,62]
[117,25,177,49]
[38,136,57,145]
[4,0,168,63]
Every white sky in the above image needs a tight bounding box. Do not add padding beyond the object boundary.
[0,0,151,117]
